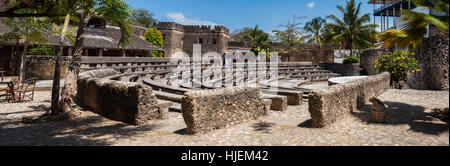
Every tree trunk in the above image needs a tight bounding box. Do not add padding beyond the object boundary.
[50,14,70,115]
[55,11,90,115]
[18,41,28,81]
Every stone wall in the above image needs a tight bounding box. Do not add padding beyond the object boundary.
[320,63,360,76]
[181,86,266,135]
[308,72,390,128]
[360,49,388,75]
[156,22,230,57]
[408,35,449,91]
[280,49,334,64]
[76,69,161,125]
[25,55,71,80]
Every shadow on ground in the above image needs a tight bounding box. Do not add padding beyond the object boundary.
[252,121,275,133]
[297,119,313,128]
[352,101,449,135]
[0,105,160,146]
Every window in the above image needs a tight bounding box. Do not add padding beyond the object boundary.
[198,38,203,44]
[212,38,217,44]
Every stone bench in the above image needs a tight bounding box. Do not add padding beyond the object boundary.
[156,100,172,119]
[153,90,185,103]
[262,94,288,111]
[262,89,303,105]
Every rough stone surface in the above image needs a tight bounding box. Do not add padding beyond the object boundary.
[25,56,71,80]
[0,90,448,146]
[308,72,390,128]
[77,69,160,125]
[264,95,288,111]
[360,49,388,75]
[370,97,387,112]
[321,63,360,76]
[408,35,449,91]
[181,86,266,135]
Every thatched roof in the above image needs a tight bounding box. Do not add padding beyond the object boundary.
[1,18,162,51]
[0,18,74,47]
[82,26,162,51]
[0,18,11,35]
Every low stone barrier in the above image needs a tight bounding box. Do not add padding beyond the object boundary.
[320,63,360,76]
[25,55,71,80]
[76,69,164,125]
[308,72,390,128]
[182,86,267,135]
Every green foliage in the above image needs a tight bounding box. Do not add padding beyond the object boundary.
[0,0,134,49]
[244,25,273,57]
[29,45,55,55]
[374,51,420,81]
[144,27,164,57]
[130,8,156,27]
[324,0,378,55]
[230,27,253,42]
[379,0,449,50]
[96,0,133,49]
[2,17,48,44]
[343,57,360,64]
[272,15,306,52]
[304,17,327,48]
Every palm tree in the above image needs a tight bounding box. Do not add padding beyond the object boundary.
[244,25,272,57]
[324,0,378,57]
[1,17,47,81]
[56,0,133,116]
[0,0,133,118]
[379,0,449,49]
[304,17,327,49]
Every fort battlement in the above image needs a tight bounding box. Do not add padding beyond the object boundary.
[155,22,185,31]
[155,22,231,57]
[156,22,229,34]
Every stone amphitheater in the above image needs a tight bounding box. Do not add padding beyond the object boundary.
[1,56,447,146]
[80,57,341,104]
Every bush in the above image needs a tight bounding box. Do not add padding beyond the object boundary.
[374,50,420,83]
[28,45,55,55]
[343,57,360,64]
[144,27,164,57]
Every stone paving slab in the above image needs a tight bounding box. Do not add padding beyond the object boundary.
[0,90,448,146]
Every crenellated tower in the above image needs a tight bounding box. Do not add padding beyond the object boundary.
[155,22,230,57]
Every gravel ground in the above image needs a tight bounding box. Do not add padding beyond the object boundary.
[0,89,448,146]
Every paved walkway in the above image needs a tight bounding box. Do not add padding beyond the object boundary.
[0,89,448,146]
[0,78,64,91]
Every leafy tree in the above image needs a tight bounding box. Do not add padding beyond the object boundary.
[244,25,272,57]
[144,27,164,57]
[324,0,378,57]
[230,27,253,42]
[1,17,47,81]
[272,15,306,52]
[1,0,134,117]
[304,17,327,49]
[378,0,449,49]
[130,8,156,27]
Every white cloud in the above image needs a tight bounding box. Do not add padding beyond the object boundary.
[307,2,315,9]
[166,12,217,26]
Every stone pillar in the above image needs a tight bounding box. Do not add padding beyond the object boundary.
[68,47,73,57]
[98,48,103,57]
[85,49,89,56]
[121,50,126,57]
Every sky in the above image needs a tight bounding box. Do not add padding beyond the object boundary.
[126,0,378,33]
